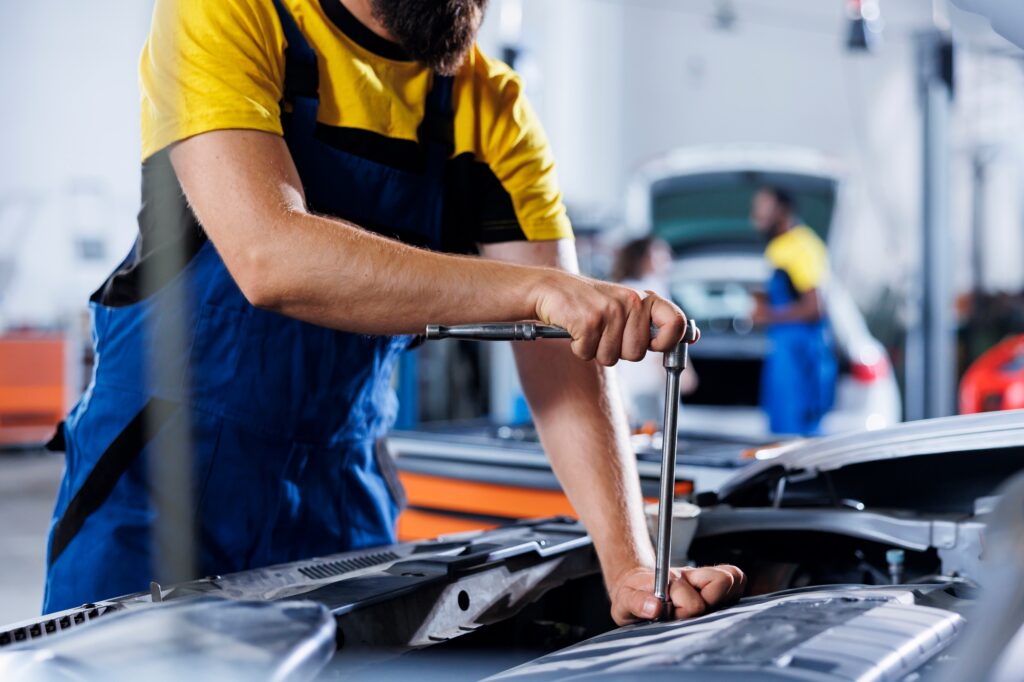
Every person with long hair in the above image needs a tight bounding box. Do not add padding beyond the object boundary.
[612,237,697,421]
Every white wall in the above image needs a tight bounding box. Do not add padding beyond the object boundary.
[3,0,1021,327]
[502,0,931,305]
[506,0,1024,306]
[0,1,152,328]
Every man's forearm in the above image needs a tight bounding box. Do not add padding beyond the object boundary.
[172,129,686,368]
[766,289,823,324]
[170,129,553,335]
[514,343,655,584]
[482,239,655,585]
[226,206,551,335]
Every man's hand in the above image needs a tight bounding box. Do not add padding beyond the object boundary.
[610,564,746,625]
[533,274,694,366]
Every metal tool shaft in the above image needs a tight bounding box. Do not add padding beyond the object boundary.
[425,323,571,341]
[426,322,697,344]
[653,332,690,611]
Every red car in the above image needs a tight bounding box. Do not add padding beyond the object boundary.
[960,335,1024,413]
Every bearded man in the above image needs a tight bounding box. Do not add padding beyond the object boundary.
[43,0,744,624]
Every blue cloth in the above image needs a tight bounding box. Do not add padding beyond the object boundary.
[761,269,837,436]
[43,0,453,613]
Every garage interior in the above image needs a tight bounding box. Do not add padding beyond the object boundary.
[1,1,1024,680]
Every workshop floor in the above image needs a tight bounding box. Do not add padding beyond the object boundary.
[0,450,62,625]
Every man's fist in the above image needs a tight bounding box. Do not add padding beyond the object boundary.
[533,274,696,366]
[609,564,746,626]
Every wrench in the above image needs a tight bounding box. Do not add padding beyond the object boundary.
[424,318,699,616]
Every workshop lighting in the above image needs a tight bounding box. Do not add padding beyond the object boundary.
[846,0,884,52]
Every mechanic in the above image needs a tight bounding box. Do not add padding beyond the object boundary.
[42,0,745,623]
[750,186,837,436]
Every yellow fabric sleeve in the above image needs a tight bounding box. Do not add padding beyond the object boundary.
[140,0,286,160]
[474,58,573,242]
[765,226,828,292]
[138,2,572,243]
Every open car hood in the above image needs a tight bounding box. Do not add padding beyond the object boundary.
[625,145,842,253]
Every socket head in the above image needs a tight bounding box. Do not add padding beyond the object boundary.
[683,319,700,344]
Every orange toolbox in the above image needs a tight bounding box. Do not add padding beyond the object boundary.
[385,425,728,541]
[0,332,67,447]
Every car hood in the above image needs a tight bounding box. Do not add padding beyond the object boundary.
[0,599,335,682]
[715,409,1024,503]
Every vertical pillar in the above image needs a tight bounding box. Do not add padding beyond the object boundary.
[907,31,955,420]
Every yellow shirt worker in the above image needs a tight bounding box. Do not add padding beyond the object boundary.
[43,0,744,624]
[751,186,837,435]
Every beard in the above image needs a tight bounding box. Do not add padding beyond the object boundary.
[370,0,489,76]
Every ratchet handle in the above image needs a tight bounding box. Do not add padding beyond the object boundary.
[425,323,570,341]
[425,320,699,345]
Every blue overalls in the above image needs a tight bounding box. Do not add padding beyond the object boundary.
[43,0,453,613]
[760,269,837,436]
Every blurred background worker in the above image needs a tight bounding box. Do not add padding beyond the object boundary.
[612,237,697,423]
[750,187,837,436]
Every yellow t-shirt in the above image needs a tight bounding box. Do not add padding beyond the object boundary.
[764,225,829,293]
[139,0,572,243]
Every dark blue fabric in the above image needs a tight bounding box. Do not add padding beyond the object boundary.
[43,0,453,613]
[760,268,837,436]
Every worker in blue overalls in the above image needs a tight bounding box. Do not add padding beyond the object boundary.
[751,186,837,436]
[43,0,744,624]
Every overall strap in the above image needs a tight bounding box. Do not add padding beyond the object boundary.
[272,0,319,102]
[419,75,455,173]
[272,0,321,139]
[48,398,179,567]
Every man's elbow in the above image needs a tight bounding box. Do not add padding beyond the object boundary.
[211,202,306,311]
[239,280,283,312]
[229,243,285,310]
